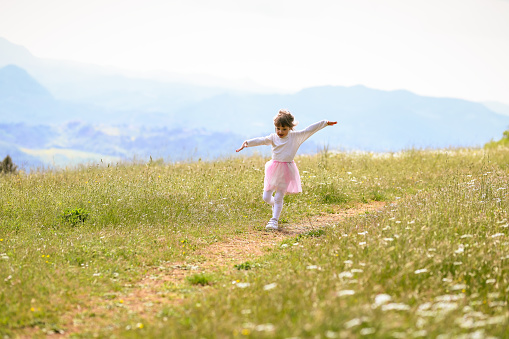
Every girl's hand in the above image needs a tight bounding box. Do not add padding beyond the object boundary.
[327,121,337,126]
[236,141,248,152]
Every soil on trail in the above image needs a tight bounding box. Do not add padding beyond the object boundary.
[19,201,387,338]
[125,201,387,302]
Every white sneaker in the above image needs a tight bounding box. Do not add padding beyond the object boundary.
[265,218,279,230]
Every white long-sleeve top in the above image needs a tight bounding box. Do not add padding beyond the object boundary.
[246,120,328,162]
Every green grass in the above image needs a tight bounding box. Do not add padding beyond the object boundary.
[187,273,214,286]
[1,148,509,337]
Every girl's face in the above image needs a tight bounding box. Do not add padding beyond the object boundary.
[275,125,290,138]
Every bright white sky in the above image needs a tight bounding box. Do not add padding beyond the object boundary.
[1,0,508,103]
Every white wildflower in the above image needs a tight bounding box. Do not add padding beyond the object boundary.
[416,317,426,328]
[486,315,507,325]
[435,294,464,302]
[381,303,410,311]
[416,310,437,317]
[344,318,362,328]
[242,322,255,329]
[263,283,277,291]
[488,292,500,299]
[455,244,465,254]
[336,290,355,297]
[412,330,427,337]
[306,265,319,270]
[462,305,473,313]
[417,303,432,312]
[360,328,376,335]
[414,268,428,274]
[491,233,504,238]
[372,294,392,308]
[383,237,394,242]
[237,282,250,288]
[451,284,467,291]
[255,323,275,332]
[489,301,507,308]
[486,279,496,284]
[456,317,483,329]
[433,302,458,312]
[325,330,338,338]
[460,234,473,239]
[338,271,354,279]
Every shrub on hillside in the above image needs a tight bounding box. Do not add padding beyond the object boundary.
[61,208,90,226]
[0,155,18,174]
[484,129,509,148]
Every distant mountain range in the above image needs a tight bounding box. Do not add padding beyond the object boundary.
[483,101,509,117]
[1,37,509,170]
[0,122,248,169]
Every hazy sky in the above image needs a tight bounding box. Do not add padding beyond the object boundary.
[1,0,508,103]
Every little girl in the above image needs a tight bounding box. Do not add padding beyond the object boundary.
[236,109,337,230]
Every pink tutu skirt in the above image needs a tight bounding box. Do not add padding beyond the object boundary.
[264,160,302,194]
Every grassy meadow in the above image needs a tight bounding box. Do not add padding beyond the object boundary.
[1,148,508,338]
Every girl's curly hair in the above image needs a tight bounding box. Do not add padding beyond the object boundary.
[274,109,298,129]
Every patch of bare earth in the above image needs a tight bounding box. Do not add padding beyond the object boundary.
[18,201,387,338]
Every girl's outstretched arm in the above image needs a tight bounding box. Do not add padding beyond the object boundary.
[236,141,248,152]
[327,121,337,125]
[236,135,272,152]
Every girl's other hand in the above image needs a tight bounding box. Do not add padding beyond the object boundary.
[236,141,248,152]
[327,121,337,125]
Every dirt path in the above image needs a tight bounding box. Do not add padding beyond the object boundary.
[123,201,387,309]
[19,201,387,338]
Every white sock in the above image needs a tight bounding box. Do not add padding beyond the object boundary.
[263,190,285,220]
[272,190,285,220]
